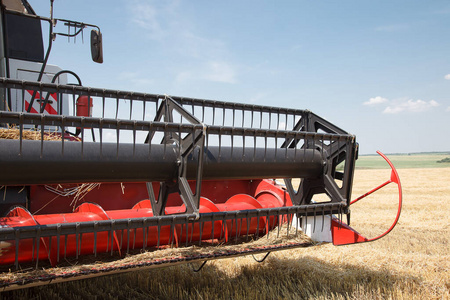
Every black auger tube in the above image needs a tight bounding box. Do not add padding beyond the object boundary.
[0,139,324,185]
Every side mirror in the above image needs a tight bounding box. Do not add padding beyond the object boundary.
[90,30,103,63]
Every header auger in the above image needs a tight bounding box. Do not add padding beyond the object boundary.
[0,0,402,291]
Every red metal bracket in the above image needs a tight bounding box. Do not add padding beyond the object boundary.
[332,151,403,245]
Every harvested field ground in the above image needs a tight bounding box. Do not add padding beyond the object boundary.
[1,158,449,299]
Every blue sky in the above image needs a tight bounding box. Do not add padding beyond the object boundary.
[30,0,450,154]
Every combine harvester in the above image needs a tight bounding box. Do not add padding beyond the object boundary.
[0,0,402,291]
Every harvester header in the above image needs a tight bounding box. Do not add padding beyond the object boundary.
[0,0,402,291]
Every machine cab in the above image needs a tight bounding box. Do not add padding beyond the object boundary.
[0,0,102,119]
[0,0,68,115]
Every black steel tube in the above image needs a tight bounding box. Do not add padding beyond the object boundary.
[0,139,323,185]
[201,145,323,180]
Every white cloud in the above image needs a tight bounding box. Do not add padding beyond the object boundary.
[248,92,267,104]
[128,0,237,85]
[363,96,388,106]
[117,71,155,91]
[130,1,177,40]
[383,99,439,114]
[365,96,440,114]
[175,61,237,84]
[203,61,236,83]
[445,74,450,80]
[446,106,450,112]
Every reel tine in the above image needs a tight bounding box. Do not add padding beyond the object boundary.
[223,216,227,241]
[143,219,148,250]
[242,132,245,161]
[267,211,272,239]
[198,221,203,246]
[256,211,260,238]
[286,213,292,237]
[93,223,98,257]
[230,214,235,242]
[271,211,276,238]
[57,224,61,262]
[286,213,290,237]
[263,211,267,236]
[264,134,267,162]
[35,228,41,269]
[189,219,194,244]
[119,229,124,251]
[211,216,215,242]
[218,130,222,163]
[246,213,250,241]
[219,213,227,240]
[235,217,239,243]
[75,223,80,259]
[274,132,278,162]
[145,226,149,249]
[219,216,224,241]
[106,223,110,253]
[321,206,325,232]
[253,132,256,162]
[185,219,189,247]
[230,130,234,159]
[78,233,83,257]
[292,213,296,237]
[133,227,137,250]
[157,218,161,248]
[14,229,19,270]
[47,234,52,262]
[313,207,317,234]
[110,220,115,255]
[179,223,184,245]
[277,215,281,238]
[170,219,175,248]
[126,226,130,254]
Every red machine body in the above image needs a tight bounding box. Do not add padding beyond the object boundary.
[76,96,93,118]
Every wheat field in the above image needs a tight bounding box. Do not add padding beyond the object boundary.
[1,166,449,299]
